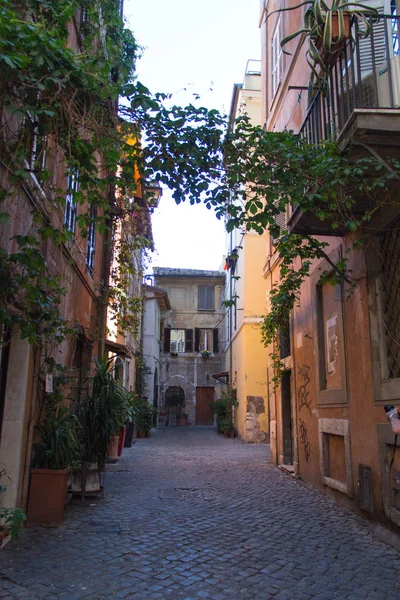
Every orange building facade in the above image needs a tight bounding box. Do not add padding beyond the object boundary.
[259,0,400,526]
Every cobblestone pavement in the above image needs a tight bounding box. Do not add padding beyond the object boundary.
[2,427,400,600]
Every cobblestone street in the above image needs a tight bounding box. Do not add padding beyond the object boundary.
[1,427,400,599]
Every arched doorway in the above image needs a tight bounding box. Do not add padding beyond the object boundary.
[165,386,185,427]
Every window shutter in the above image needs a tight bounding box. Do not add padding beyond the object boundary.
[194,328,200,352]
[206,286,215,310]
[198,286,205,309]
[213,328,219,353]
[163,327,171,352]
[185,329,193,353]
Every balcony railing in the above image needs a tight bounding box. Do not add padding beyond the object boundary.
[300,13,400,145]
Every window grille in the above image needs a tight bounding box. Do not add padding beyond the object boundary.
[379,222,400,379]
[271,17,283,100]
[86,205,96,272]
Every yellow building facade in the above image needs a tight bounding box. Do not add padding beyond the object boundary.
[225,61,269,443]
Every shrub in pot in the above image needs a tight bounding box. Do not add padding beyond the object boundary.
[218,418,235,438]
[209,388,238,432]
[74,357,131,493]
[0,470,26,544]
[27,403,80,526]
[131,396,156,437]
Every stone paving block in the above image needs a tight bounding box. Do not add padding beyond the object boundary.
[1,428,400,599]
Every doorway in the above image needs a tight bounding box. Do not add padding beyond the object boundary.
[165,386,185,426]
[195,387,215,425]
[281,370,293,464]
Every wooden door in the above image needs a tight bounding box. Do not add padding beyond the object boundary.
[195,387,215,425]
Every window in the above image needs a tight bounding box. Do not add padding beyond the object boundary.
[195,328,219,353]
[198,285,215,310]
[271,17,283,100]
[313,268,347,405]
[170,329,185,353]
[86,204,96,272]
[26,114,47,177]
[199,329,213,352]
[164,328,193,353]
[367,222,400,404]
[64,172,79,233]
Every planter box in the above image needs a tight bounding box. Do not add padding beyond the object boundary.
[124,422,137,447]
[27,468,69,527]
[71,462,101,495]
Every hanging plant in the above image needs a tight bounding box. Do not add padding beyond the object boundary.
[269,0,379,98]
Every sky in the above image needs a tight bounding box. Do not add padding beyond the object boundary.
[124,0,261,271]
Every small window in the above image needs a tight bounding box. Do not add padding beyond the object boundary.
[198,286,215,310]
[26,114,47,176]
[271,17,283,100]
[195,328,219,353]
[170,330,186,353]
[64,172,79,233]
[86,204,96,272]
[199,329,213,352]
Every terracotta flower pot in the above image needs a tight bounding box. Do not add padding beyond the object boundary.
[27,468,70,527]
[224,430,234,438]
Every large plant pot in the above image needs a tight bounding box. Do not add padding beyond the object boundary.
[107,435,120,462]
[118,427,126,457]
[176,416,188,427]
[0,527,10,548]
[71,462,101,495]
[124,422,137,447]
[27,468,69,527]
[137,430,149,438]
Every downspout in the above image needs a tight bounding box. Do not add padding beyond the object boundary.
[98,191,115,359]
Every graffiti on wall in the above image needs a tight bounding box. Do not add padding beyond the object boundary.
[297,364,311,414]
[299,419,311,462]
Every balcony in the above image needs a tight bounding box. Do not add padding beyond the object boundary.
[289,14,400,235]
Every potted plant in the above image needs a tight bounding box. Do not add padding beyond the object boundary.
[73,357,131,495]
[219,418,235,438]
[0,471,26,545]
[131,396,156,437]
[210,388,239,433]
[270,0,379,98]
[124,393,139,447]
[170,351,178,357]
[27,403,80,526]
[201,350,211,358]
[176,412,188,427]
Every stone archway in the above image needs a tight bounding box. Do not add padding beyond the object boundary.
[165,386,185,426]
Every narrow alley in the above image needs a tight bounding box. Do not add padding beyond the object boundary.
[1,428,400,600]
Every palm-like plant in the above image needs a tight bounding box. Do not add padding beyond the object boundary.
[77,357,130,467]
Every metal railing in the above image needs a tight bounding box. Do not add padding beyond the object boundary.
[300,14,400,144]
